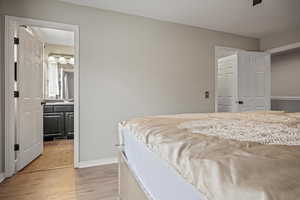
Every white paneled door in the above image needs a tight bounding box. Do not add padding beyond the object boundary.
[217,55,238,112]
[237,51,271,112]
[216,51,271,112]
[16,26,44,171]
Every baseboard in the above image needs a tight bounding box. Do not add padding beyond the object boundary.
[271,96,300,101]
[78,157,118,168]
[0,173,5,183]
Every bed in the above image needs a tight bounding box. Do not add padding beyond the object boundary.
[118,111,300,200]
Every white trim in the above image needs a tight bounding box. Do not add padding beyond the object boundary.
[271,96,300,101]
[78,157,118,168]
[4,16,80,177]
[4,16,17,178]
[0,173,5,183]
[266,42,300,54]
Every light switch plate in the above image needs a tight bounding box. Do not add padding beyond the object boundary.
[205,91,209,99]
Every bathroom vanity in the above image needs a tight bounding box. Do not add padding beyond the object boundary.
[43,102,74,141]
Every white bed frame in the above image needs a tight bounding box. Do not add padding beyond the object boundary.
[118,151,149,200]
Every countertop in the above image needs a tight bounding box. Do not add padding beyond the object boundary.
[45,102,74,106]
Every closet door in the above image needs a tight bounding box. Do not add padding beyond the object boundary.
[217,55,238,112]
[237,51,271,112]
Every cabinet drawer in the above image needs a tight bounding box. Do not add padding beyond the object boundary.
[53,105,74,112]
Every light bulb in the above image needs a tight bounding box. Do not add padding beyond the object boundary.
[58,57,67,64]
[48,56,56,63]
[69,57,74,65]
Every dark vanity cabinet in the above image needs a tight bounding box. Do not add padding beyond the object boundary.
[43,112,64,139]
[65,112,74,136]
[43,104,74,141]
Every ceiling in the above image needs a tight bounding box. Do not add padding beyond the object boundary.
[32,27,74,46]
[59,0,300,39]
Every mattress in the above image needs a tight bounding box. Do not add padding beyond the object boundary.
[121,127,206,200]
[119,112,300,200]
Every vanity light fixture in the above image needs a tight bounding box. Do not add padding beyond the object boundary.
[48,56,56,63]
[58,56,67,64]
[68,57,75,65]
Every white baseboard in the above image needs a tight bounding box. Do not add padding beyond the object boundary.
[78,157,118,168]
[0,173,5,183]
[271,96,300,101]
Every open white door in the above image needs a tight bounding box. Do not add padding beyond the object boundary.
[16,26,44,171]
[237,51,271,111]
[217,54,239,112]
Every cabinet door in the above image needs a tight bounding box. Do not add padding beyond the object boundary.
[43,113,65,140]
[65,112,74,137]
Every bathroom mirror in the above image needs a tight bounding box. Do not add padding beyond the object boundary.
[44,53,74,101]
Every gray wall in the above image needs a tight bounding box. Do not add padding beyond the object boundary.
[260,27,300,51]
[0,9,3,173]
[0,0,259,171]
[271,49,300,97]
[271,99,300,113]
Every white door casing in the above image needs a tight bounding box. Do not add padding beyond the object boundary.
[5,16,80,178]
[217,54,238,112]
[16,26,44,171]
[237,51,271,112]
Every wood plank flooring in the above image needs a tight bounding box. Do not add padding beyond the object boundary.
[20,140,74,174]
[0,139,119,200]
[0,164,119,200]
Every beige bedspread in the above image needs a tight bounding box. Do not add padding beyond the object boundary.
[119,111,300,200]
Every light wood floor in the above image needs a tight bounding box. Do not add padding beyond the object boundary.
[20,139,74,174]
[0,164,119,200]
[0,140,119,200]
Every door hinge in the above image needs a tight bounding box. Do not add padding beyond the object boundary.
[253,0,262,6]
[14,62,17,81]
[14,37,19,45]
[14,91,20,98]
[14,144,20,151]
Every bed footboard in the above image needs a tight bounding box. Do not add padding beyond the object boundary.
[118,151,149,200]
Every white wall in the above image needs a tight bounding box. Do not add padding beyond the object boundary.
[271,49,300,97]
[0,0,259,170]
[260,27,300,51]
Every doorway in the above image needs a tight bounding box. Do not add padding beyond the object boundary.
[4,16,80,178]
[270,48,300,112]
[214,46,271,112]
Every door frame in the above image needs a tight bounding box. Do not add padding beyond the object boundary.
[214,46,240,112]
[4,16,80,177]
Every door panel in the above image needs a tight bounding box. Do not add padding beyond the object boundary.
[237,51,271,112]
[217,55,238,112]
[16,26,44,171]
